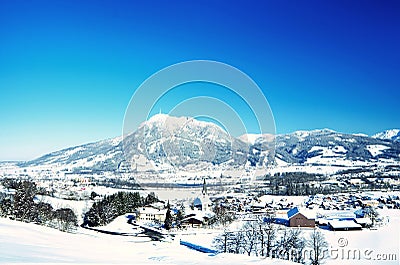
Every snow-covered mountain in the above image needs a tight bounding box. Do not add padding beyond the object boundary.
[372,129,400,142]
[122,114,252,171]
[20,137,124,171]
[274,129,400,165]
[19,115,400,171]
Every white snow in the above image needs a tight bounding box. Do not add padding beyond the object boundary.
[304,145,350,166]
[238,134,260,144]
[97,214,146,237]
[353,133,369,137]
[366,145,390,157]
[308,146,347,156]
[372,129,400,141]
[0,218,297,264]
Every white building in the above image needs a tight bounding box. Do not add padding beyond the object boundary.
[136,207,167,223]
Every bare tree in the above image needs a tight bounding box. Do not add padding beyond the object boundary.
[274,228,306,262]
[211,204,235,226]
[231,230,245,254]
[276,228,291,259]
[308,229,328,265]
[287,229,306,263]
[258,213,276,257]
[213,230,228,253]
[242,221,258,256]
[213,230,244,254]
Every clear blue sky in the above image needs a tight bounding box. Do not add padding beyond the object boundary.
[0,0,399,160]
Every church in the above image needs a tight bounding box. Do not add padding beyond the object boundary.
[181,179,214,228]
[193,179,211,211]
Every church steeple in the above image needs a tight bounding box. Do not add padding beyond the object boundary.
[202,178,207,195]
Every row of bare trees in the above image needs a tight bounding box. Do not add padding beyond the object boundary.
[213,216,328,264]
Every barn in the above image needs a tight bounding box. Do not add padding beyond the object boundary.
[287,207,315,228]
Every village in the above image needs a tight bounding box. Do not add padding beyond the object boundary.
[1,163,399,233]
[132,180,398,232]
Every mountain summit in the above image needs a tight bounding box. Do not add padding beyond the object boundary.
[122,114,253,171]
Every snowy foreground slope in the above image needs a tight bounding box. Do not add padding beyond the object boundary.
[0,211,399,265]
[0,218,295,265]
[1,210,399,265]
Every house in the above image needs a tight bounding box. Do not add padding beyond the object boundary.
[328,220,362,231]
[136,207,167,223]
[181,216,204,228]
[287,207,315,228]
[181,208,214,229]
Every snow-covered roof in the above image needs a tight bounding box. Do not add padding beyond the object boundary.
[321,210,356,219]
[149,202,165,209]
[139,207,166,215]
[354,218,372,225]
[251,201,266,208]
[185,209,215,220]
[328,220,362,229]
[182,216,204,223]
[287,207,316,220]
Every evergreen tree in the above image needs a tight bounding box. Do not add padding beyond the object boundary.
[13,181,37,222]
[54,208,78,232]
[175,203,185,228]
[164,200,173,230]
[0,198,13,217]
[144,192,158,205]
[35,202,54,224]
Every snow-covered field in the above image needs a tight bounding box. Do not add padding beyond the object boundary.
[0,218,296,265]
[322,209,399,265]
[1,209,398,264]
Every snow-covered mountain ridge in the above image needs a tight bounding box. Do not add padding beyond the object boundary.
[372,129,400,142]
[17,115,400,171]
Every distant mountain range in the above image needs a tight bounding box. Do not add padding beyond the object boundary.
[372,129,400,142]
[19,114,400,171]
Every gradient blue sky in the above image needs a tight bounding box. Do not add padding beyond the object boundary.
[0,0,399,160]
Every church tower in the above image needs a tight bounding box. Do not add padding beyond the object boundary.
[202,178,207,195]
[201,178,209,212]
